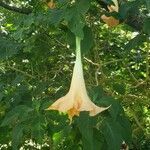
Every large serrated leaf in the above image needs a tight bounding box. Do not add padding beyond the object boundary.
[76,0,91,15]
[117,115,132,145]
[143,18,150,35]
[101,118,123,150]
[77,112,94,150]
[64,0,91,38]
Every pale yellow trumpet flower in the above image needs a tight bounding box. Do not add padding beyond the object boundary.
[46,37,109,121]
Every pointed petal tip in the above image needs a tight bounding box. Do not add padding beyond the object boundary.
[89,105,111,116]
[45,107,52,111]
[45,105,58,111]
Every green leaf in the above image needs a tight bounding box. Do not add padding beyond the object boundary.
[93,128,104,150]
[64,0,91,38]
[145,0,150,11]
[91,87,123,121]
[0,37,21,59]
[0,93,4,101]
[77,112,94,150]
[99,96,124,120]
[1,113,19,127]
[12,28,25,41]
[76,0,91,15]
[53,131,64,147]
[119,1,136,20]
[1,105,33,126]
[11,85,32,107]
[81,26,94,54]
[49,9,64,26]
[124,34,146,52]
[0,83,4,90]
[113,83,126,95]
[143,18,150,35]
[31,114,45,144]
[52,125,72,148]
[12,124,24,150]
[66,29,76,49]
[0,126,10,144]
[11,75,24,86]
[66,26,94,54]
[117,115,132,145]
[32,82,49,97]
[89,85,105,102]
[102,0,113,5]
[119,1,142,20]
[101,118,123,150]
[23,14,35,27]
[68,13,85,38]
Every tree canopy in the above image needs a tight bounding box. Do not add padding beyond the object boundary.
[0,0,150,149]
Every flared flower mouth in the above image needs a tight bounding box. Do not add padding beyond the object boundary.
[46,37,110,121]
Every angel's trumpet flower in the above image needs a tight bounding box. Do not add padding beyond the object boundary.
[46,37,109,121]
[101,0,119,27]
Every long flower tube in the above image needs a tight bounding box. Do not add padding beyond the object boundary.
[46,37,109,121]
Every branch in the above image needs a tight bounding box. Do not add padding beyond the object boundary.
[7,66,35,79]
[133,114,144,131]
[122,62,139,83]
[0,1,32,14]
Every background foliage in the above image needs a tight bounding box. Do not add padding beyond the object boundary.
[0,0,150,149]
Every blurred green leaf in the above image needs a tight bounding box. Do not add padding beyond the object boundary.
[113,83,126,95]
[0,37,21,59]
[77,113,94,150]
[119,1,137,20]
[76,0,91,15]
[1,105,33,126]
[49,9,64,26]
[117,115,132,145]
[124,34,146,52]
[145,0,150,11]
[31,114,45,144]
[81,26,94,54]
[12,124,24,150]
[0,93,4,101]
[143,18,150,35]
